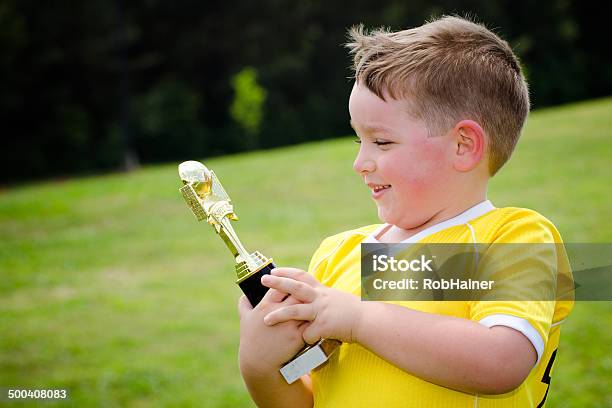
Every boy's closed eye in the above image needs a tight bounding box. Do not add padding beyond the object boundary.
[353,138,394,146]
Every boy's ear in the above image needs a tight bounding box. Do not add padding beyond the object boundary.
[452,119,486,172]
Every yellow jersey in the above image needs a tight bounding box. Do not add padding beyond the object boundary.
[308,201,573,407]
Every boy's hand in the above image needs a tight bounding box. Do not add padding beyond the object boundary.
[260,268,362,345]
[237,287,306,377]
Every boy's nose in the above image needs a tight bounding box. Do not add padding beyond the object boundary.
[353,155,376,174]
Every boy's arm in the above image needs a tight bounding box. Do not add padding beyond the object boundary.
[239,366,312,408]
[237,294,313,408]
[261,269,536,395]
[354,301,536,394]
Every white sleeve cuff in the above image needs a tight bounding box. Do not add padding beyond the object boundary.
[478,314,545,366]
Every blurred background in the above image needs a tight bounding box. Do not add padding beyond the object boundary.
[1,1,611,407]
[0,0,610,184]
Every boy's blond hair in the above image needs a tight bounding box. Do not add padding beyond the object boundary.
[346,16,530,175]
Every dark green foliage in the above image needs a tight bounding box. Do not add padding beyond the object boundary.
[1,0,609,182]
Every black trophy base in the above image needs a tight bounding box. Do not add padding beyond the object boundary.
[238,262,276,307]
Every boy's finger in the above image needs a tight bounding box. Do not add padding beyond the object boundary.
[302,324,322,346]
[259,285,289,304]
[263,304,316,326]
[237,295,253,318]
[282,294,301,306]
[261,275,317,303]
[271,268,320,287]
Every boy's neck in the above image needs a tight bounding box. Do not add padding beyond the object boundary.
[377,191,489,243]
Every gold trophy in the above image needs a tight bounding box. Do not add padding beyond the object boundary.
[178,160,340,384]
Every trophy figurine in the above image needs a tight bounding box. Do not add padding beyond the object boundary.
[178,160,340,384]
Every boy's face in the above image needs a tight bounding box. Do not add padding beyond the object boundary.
[349,83,455,229]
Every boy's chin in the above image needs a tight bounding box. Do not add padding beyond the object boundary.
[377,207,396,225]
[377,207,426,230]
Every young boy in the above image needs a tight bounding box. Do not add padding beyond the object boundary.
[238,16,573,407]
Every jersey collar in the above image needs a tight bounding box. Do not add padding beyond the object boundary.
[364,200,495,244]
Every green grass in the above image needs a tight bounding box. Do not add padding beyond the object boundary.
[1,96,611,407]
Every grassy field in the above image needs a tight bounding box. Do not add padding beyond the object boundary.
[1,96,611,407]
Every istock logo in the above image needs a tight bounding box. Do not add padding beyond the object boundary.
[372,254,435,272]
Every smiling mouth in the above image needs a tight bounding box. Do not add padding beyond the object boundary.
[371,184,391,193]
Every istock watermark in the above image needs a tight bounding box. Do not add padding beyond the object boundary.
[361,243,612,301]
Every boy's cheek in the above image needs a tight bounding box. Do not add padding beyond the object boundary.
[399,173,439,195]
[394,173,450,219]
[405,157,452,191]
